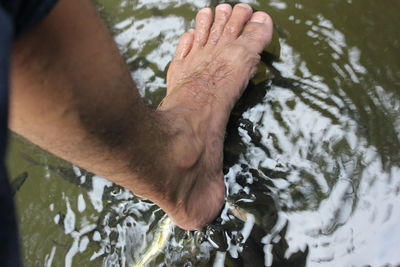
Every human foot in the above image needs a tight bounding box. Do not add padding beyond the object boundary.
[155,3,273,230]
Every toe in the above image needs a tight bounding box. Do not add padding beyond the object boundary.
[238,11,273,53]
[193,8,213,48]
[219,3,253,43]
[175,29,195,59]
[206,3,232,46]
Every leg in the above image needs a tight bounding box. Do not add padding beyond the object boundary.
[10,0,272,230]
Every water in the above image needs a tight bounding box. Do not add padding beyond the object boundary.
[6,0,400,266]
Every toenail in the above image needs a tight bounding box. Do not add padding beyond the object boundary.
[217,4,231,12]
[199,8,211,14]
[250,12,267,23]
[236,3,252,10]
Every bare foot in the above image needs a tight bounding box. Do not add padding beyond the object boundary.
[154,3,273,230]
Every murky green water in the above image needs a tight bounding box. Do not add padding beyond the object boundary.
[7,0,400,266]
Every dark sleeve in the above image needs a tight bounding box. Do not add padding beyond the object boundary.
[0,6,19,267]
[14,0,59,36]
[0,1,58,267]
[0,0,59,37]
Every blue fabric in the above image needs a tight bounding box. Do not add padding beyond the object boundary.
[0,0,58,266]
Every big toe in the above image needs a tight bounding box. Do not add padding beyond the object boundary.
[238,11,273,53]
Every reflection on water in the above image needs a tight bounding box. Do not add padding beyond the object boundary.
[7,0,400,266]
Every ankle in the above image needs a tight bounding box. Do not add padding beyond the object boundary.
[143,108,204,202]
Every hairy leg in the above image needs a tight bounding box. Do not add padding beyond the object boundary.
[10,0,272,230]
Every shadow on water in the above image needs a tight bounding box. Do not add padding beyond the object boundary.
[206,167,309,267]
[216,48,313,266]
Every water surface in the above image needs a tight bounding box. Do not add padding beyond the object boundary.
[7,0,400,266]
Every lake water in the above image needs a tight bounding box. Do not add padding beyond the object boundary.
[7,0,400,266]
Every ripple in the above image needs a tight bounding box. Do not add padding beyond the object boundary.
[9,0,400,266]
